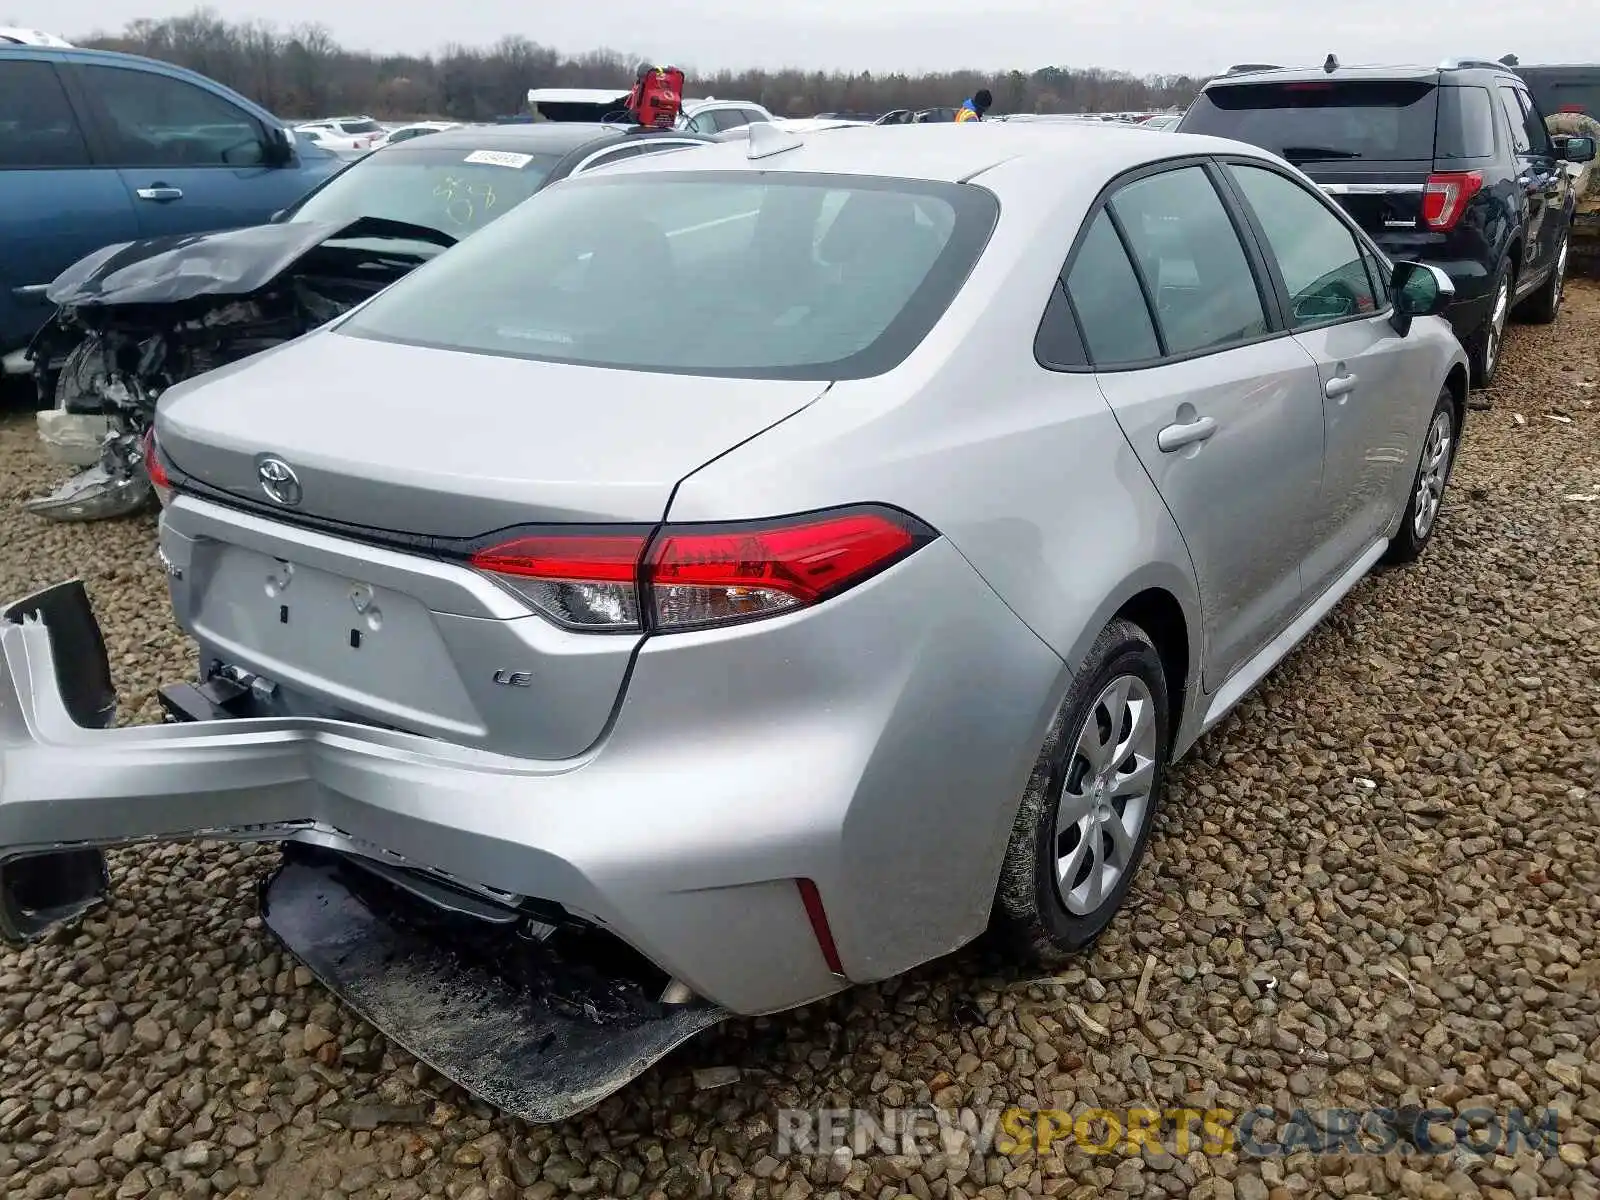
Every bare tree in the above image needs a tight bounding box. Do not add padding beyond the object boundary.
[77,10,1205,121]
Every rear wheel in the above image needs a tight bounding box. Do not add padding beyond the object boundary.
[992,619,1169,962]
[1466,257,1512,388]
[1382,387,1458,566]
[1518,231,1568,325]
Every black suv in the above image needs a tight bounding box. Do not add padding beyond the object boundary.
[1180,57,1597,385]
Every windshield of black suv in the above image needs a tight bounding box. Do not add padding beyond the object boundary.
[338,171,999,380]
[1183,80,1446,162]
[289,144,564,245]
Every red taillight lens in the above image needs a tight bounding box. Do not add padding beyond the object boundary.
[469,533,649,630]
[467,506,932,633]
[1559,104,1586,114]
[143,428,173,508]
[648,510,920,631]
[1422,171,1483,231]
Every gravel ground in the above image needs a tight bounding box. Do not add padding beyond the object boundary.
[1,286,1598,1200]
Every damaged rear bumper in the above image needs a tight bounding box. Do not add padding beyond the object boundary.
[0,578,848,1009]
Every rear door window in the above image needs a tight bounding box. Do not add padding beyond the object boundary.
[1182,80,1440,163]
[0,59,90,167]
[1497,86,1532,153]
[1512,88,1555,155]
[77,64,265,167]
[1105,166,1270,355]
[1064,210,1160,365]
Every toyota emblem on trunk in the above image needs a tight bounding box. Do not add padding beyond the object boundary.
[257,457,302,506]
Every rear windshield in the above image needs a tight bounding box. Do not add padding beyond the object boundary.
[1183,80,1441,162]
[290,146,563,239]
[340,119,383,134]
[338,172,999,380]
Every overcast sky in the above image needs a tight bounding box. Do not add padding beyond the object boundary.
[23,0,1594,77]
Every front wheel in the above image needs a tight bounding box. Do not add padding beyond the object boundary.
[992,619,1169,962]
[1382,388,1458,566]
[1517,232,1568,325]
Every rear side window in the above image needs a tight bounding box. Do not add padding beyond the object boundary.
[78,64,266,167]
[340,172,998,380]
[1435,86,1496,159]
[1064,210,1159,365]
[1107,166,1269,355]
[1183,80,1440,163]
[0,59,90,167]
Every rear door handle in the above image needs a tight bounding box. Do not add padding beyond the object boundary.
[1325,373,1359,398]
[135,186,183,202]
[1156,415,1218,452]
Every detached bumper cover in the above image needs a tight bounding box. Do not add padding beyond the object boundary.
[261,847,726,1123]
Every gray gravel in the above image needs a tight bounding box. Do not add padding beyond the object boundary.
[2,285,1598,1200]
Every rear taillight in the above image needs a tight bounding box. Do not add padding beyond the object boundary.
[143,428,173,508]
[468,506,934,634]
[470,532,647,630]
[1559,104,1586,114]
[1422,171,1483,231]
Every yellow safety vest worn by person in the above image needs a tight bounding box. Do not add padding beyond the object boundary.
[956,89,992,122]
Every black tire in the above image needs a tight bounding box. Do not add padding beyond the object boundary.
[1517,228,1568,325]
[53,336,110,415]
[1382,387,1458,566]
[992,618,1170,963]
[1465,255,1513,388]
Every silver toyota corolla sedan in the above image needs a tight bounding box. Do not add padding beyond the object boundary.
[0,121,1469,1121]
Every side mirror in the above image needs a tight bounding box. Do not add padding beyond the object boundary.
[263,124,295,167]
[1561,134,1597,163]
[1388,260,1454,335]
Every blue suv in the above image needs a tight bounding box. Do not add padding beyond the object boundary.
[0,44,342,372]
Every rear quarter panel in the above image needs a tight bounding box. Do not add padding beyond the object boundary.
[664,157,1203,959]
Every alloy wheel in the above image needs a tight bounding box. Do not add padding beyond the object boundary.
[1484,278,1510,376]
[1054,674,1158,916]
[1412,409,1454,541]
[1554,239,1569,314]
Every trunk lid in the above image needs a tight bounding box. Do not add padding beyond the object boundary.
[154,328,827,760]
[157,328,828,537]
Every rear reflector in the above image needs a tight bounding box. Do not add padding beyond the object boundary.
[796,879,845,976]
[468,505,934,634]
[1422,171,1483,231]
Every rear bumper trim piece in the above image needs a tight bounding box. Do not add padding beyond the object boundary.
[260,846,726,1124]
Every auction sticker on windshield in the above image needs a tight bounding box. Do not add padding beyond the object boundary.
[463,150,535,169]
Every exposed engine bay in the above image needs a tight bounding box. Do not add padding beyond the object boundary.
[24,217,454,521]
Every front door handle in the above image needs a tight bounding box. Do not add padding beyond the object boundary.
[135,186,183,202]
[1325,373,1359,399]
[1156,415,1218,452]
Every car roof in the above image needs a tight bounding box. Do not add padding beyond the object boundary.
[375,123,630,155]
[1206,61,1520,87]
[585,120,1272,186]
[0,26,72,46]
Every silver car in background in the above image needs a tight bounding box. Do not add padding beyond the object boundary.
[0,121,1467,1122]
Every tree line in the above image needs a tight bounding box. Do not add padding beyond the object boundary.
[71,9,1208,122]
